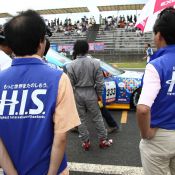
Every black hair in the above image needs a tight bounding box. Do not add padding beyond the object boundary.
[44,38,50,56]
[73,40,89,59]
[4,10,46,56]
[153,7,175,45]
[147,43,151,47]
[46,27,52,37]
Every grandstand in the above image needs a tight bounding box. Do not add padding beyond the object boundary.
[49,26,154,62]
[92,27,154,62]
[50,31,87,45]
[45,3,154,62]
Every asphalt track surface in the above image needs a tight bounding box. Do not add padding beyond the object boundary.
[67,110,143,175]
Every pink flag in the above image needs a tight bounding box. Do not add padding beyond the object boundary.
[136,0,175,32]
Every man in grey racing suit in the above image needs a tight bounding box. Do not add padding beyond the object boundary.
[67,40,113,151]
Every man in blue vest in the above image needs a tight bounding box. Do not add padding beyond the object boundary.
[137,7,175,175]
[0,10,80,175]
[143,43,154,63]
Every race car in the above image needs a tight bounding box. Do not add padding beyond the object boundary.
[46,48,143,109]
[100,60,143,109]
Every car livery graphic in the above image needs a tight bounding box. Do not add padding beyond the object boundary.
[46,48,143,109]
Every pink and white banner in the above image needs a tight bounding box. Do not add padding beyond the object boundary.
[57,42,105,52]
[136,0,175,32]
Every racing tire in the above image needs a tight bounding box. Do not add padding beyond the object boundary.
[131,88,141,109]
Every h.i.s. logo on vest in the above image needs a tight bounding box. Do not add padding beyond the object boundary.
[166,69,175,95]
[0,84,47,119]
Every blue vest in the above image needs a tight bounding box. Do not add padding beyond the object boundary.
[141,46,166,87]
[0,58,67,174]
[146,47,153,57]
[150,45,175,130]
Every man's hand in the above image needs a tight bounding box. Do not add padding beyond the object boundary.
[142,56,147,60]
[47,132,67,175]
[136,104,157,139]
[144,128,157,140]
[0,138,18,175]
[98,96,103,102]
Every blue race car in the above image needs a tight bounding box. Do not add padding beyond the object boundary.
[46,48,143,109]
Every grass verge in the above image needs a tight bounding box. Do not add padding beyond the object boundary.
[111,62,146,69]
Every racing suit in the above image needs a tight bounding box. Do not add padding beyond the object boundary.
[67,55,107,142]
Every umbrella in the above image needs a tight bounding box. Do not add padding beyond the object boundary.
[135,0,175,32]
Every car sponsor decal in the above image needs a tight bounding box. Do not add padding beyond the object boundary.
[105,81,116,103]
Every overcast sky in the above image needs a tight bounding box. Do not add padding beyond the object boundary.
[0,0,148,24]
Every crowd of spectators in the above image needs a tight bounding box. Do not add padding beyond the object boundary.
[46,16,96,36]
[45,14,143,37]
[99,14,139,32]
[99,14,143,36]
[0,14,143,39]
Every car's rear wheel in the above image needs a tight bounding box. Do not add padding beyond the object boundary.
[131,88,141,109]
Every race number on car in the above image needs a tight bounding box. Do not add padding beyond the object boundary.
[104,81,116,103]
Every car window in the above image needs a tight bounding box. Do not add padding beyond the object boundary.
[100,61,124,76]
[46,48,71,67]
[46,49,124,76]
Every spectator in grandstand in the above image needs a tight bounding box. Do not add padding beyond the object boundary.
[57,18,59,26]
[91,16,96,25]
[128,22,135,32]
[60,48,67,56]
[0,9,80,175]
[135,27,143,37]
[137,7,175,175]
[66,40,113,151]
[129,15,133,23]
[134,15,137,23]
[104,18,110,31]
[0,31,12,70]
[143,43,153,63]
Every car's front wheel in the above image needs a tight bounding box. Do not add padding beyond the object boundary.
[131,88,141,109]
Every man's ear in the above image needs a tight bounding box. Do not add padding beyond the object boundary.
[157,32,167,46]
[156,32,161,41]
[39,39,45,49]
[37,39,46,57]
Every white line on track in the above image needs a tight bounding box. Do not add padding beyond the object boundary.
[0,163,144,175]
[68,162,144,175]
